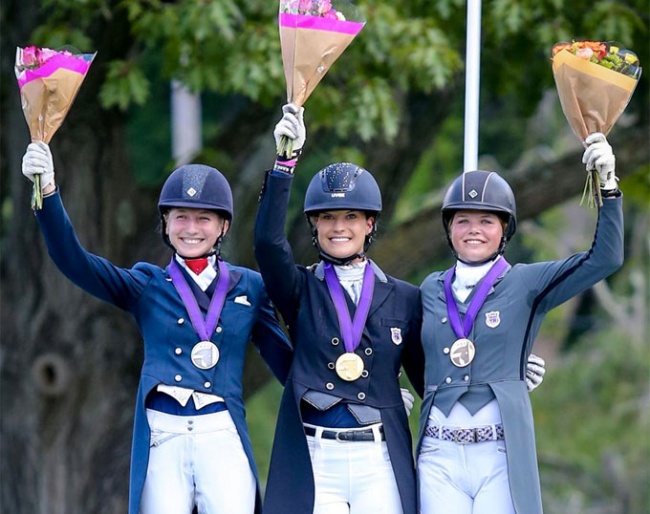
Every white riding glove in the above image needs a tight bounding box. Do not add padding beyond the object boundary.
[274,103,306,156]
[400,387,415,417]
[526,353,546,392]
[582,132,617,190]
[22,141,55,189]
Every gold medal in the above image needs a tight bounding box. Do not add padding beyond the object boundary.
[335,352,364,381]
[191,341,220,370]
[449,338,475,367]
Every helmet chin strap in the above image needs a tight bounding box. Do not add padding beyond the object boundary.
[451,236,508,266]
[170,229,226,261]
[308,218,376,267]
[317,248,366,266]
[310,232,366,266]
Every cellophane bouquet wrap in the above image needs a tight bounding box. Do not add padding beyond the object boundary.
[15,46,96,209]
[278,0,365,157]
[551,40,641,206]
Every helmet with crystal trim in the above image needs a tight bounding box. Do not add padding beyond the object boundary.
[303,163,382,263]
[303,162,382,216]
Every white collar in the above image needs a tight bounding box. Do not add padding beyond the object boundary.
[452,258,498,302]
[174,254,217,291]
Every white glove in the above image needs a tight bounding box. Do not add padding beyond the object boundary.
[582,132,617,190]
[526,353,546,392]
[274,103,306,155]
[400,387,415,417]
[22,141,55,189]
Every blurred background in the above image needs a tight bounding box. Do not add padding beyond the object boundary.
[1,1,648,513]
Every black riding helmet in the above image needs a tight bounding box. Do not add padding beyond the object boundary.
[304,162,382,265]
[441,170,517,262]
[158,164,234,257]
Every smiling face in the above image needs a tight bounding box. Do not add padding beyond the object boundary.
[313,210,374,261]
[449,210,504,263]
[164,208,229,258]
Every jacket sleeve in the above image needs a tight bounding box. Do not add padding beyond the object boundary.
[253,171,306,325]
[251,278,294,385]
[35,190,150,310]
[400,288,426,399]
[519,195,624,312]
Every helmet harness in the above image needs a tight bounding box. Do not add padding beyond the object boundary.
[441,170,517,265]
[303,163,382,266]
[158,164,234,260]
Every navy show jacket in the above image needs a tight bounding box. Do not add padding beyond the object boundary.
[36,191,292,514]
[254,171,425,514]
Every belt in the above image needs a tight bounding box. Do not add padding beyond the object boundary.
[424,423,505,444]
[304,425,385,442]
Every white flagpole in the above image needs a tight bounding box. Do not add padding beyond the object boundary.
[171,80,202,166]
[463,0,482,172]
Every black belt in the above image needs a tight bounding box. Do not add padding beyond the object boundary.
[304,425,385,442]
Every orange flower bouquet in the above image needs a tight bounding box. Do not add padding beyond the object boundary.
[15,46,96,209]
[551,40,641,206]
[277,0,365,157]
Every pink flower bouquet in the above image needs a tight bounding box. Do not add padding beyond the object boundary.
[15,46,96,209]
[277,0,365,157]
[551,40,641,206]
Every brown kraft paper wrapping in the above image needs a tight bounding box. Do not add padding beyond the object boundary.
[280,25,357,106]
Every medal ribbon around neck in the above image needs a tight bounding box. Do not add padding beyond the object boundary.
[444,256,509,339]
[168,258,230,342]
[323,262,375,353]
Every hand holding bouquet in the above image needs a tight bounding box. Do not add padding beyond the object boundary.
[15,46,96,209]
[277,0,365,158]
[551,40,641,206]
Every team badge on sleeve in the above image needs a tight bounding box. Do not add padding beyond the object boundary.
[485,311,501,328]
[390,327,403,345]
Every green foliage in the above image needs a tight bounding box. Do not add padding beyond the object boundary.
[99,60,149,110]
[29,26,94,52]
[533,330,649,512]
[619,166,650,206]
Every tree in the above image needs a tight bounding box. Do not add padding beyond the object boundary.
[1,1,648,512]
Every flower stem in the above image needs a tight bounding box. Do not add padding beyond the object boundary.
[277,135,295,159]
[31,175,43,210]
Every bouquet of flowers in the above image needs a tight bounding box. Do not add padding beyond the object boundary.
[551,40,641,206]
[15,46,96,209]
[277,0,365,157]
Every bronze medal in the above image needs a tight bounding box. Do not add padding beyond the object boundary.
[191,341,220,370]
[449,338,475,367]
[335,352,364,381]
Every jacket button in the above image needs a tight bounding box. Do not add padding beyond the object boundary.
[175,348,182,355]
[331,337,340,346]
[361,370,369,378]
[175,374,182,382]
[443,347,450,354]
[357,392,366,401]
[327,362,335,370]
[445,377,452,384]
[364,348,373,356]
[326,382,334,390]
[441,317,448,323]
[463,375,470,382]
[177,318,185,324]
[204,381,211,388]
[216,326,222,333]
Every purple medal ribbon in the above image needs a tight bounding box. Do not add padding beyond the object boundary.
[443,257,509,339]
[168,258,230,341]
[323,262,375,353]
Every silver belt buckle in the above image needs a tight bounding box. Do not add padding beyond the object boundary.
[335,430,349,442]
[453,428,474,444]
